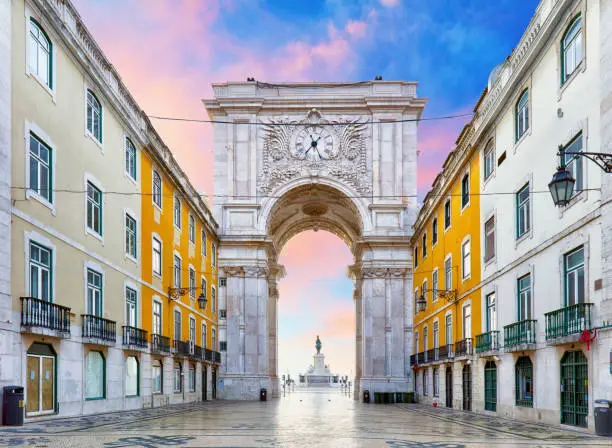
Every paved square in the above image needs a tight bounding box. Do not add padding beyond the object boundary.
[0,390,608,447]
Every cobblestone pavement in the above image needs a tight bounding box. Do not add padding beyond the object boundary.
[0,389,609,447]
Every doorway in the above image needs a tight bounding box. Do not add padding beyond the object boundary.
[484,361,497,412]
[560,350,588,427]
[26,343,56,416]
[202,365,208,401]
[462,364,472,411]
[211,368,217,399]
[445,366,452,408]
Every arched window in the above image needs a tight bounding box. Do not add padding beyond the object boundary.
[125,356,139,397]
[85,351,105,399]
[515,356,533,407]
[561,15,583,84]
[29,19,52,88]
[483,139,495,180]
[125,138,137,180]
[515,89,529,141]
[86,90,102,143]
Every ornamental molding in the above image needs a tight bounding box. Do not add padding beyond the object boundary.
[257,109,371,195]
[223,266,269,278]
[361,267,409,279]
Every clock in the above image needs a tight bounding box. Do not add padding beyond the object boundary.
[291,125,338,161]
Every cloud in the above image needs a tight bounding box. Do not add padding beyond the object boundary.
[379,0,400,7]
[345,20,367,38]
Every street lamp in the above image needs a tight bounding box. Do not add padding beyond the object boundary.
[417,288,457,313]
[168,286,208,310]
[549,145,612,207]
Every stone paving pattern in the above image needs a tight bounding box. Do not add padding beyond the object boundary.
[0,390,608,447]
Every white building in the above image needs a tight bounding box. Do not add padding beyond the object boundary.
[477,0,611,430]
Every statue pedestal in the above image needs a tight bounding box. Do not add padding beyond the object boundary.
[305,352,332,386]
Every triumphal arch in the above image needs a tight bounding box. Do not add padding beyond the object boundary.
[203,81,426,399]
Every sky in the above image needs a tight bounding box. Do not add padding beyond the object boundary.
[73,0,539,378]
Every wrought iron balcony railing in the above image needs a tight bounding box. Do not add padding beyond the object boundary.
[151,334,170,353]
[455,338,472,356]
[204,348,214,362]
[504,320,537,347]
[173,339,190,356]
[214,351,221,363]
[82,314,116,342]
[410,354,417,366]
[122,326,148,348]
[20,297,71,334]
[438,344,453,360]
[192,345,203,360]
[475,331,500,353]
[426,348,438,362]
[417,351,425,364]
[545,303,593,340]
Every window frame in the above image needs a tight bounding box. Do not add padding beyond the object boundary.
[125,286,137,328]
[173,362,182,393]
[86,89,103,144]
[86,267,103,317]
[173,253,182,289]
[461,173,470,209]
[188,363,196,392]
[201,230,207,256]
[211,286,216,313]
[486,292,496,332]
[517,274,532,321]
[444,255,452,291]
[564,246,585,306]
[461,238,471,280]
[152,236,162,278]
[85,350,106,400]
[173,195,182,230]
[212,244,217,267]
[462,303,472,339]
[421,233,427,259]
[432,269,439,303]
[124,137,137,181]
[152,170,162,210]
[188,215,195,244]
[515,89,529,142]
[173,308,182,342]
[414,245,419,268]
[432,218,438,246]
[28,240,53,302]
[125,356,139,397]
[516,183,531,239]
[124,211,137,261]
[484,216,496,263]
[188,267,196,299]
[483,139,495,181]
[27,17,53,91]
[152,300,162,336]
[561,15,583,85]
[27,131,53,207]
[515,356,534,407]
[563,132,584,196]
[444,199,451,230]
[433,367,439,397]
[86,178,103,239]
[152,360,162,394]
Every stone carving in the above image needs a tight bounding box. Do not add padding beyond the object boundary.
[258,109,371,194]
[361,267,410,279]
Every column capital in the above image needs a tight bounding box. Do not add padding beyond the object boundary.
[360,267,411,279]
[223,265,270,278]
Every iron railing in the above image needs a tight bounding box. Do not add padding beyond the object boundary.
[417,351,425,364]
[192,345,203,360]
[20,297,71,334]
[151,334,170,353]
[476,331,500,353]
[220,309,227,319]
[438,344,453,360]
[214,351,221,363]
[122,326,148,348]
[504,320,537,347]
[173,340,190,356]
[426,348,438,362]
[82,314,116,342]
[455,338,472,356]
[204,348,214,362]
[410,354,417,366]
[545,303,593,340]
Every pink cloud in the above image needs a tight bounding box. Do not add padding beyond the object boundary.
[379,0,400,7]
[345,20,367,39]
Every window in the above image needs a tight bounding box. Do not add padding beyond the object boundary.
[189,268,196,299]
[125,213,137,259]
[211,287,216,313]
[174,310,181,342]
[152,237,162,276]
[421,234,427,258]
[173,363,182,393]
[445,314,452,347]
[414,246,419,268]
[483,139,495,180]
[444,256,452,291]
[414,288,419,315]
[152,301,162,335]
[515,89,529,141]
[563,133,584,193]
[29,19,52,88]
[462,239,471,279]
[565,246,585,306]
[415,332,419,353]
[212,328,216,350]
[423,326,428,352]
[173,255,181,288]
[201,277,207,303]
[462,304,471,339]
[152,361,162,394]
[87,181,102,236]
[125,138,137,180]
[212,244,217,267]
[518,274,532,321]
[433,321,439,350]
[561,15,583,84]
[189,364,196,392]
[484,217,495,262]
[444,199,451,229]
[189,317,196,347]
[85,351,105,399]
[174,196,181,229]
[422,279,428,305]
[125,286,137,327]
[422,371,428,396]
[189,215,195,244]
[515,356,533,407]
[29,133,52,203]
[201,230,207,256]
[202,324,207,349]
[29,242,52,301]
[461,173,470,208]
[516,183,530,238]
[432,269,439,302]
[86,268,103,316]
[486,292,496,332]
[433,368,439,397]
[152,171,162,209]
[125,356,139,397]
[86,90,102,143]
[432,218,438,246]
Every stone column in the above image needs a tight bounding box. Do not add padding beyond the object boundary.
[267,276,280,397]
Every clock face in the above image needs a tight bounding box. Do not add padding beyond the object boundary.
[291,126,338,161]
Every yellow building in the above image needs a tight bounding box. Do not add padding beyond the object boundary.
[140,128,220,402]
[411,122,482,410]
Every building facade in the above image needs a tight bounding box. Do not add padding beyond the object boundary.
[0,0,220,421]
[412,0,611,432]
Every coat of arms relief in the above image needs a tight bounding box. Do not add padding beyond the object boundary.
[257,109,371,195]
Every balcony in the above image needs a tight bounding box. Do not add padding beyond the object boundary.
[426,348,438,363]
[417,351,425,364]
[220,309,227,319]
[150,334,170,354]
[438,344,453,360]
[504,320,536,351]
[192,345,203,361]
[214,351,221,364]
[82,315,116,344]
[173,339,190,357]
[204,348,214,362]
[475,331,500,354]
[545,303,593,343]
[410,354,417,366]
[20,297,71,337]
[122,326,148,349]
[455,338,472,357]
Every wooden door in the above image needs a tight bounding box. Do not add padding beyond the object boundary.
[26,356,40,415]
[41,357,54,412]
